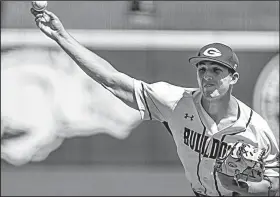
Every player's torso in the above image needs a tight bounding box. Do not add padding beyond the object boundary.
[167,92,261,196]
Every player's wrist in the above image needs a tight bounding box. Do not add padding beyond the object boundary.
[54,29,70,42]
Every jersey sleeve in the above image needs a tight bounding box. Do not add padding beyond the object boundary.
[133,79,187,122]
[257,120,279,177]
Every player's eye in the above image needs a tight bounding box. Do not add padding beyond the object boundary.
[198,68,206,72]
[213,68,222,73]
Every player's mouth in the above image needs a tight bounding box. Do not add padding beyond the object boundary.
[204,83,215,88]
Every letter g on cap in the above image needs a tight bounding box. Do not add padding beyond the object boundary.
[203,48,222,57]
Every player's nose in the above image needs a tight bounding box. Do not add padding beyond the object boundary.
[203,74,213,81]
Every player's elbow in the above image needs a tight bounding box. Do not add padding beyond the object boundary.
[102,72,134,98]
[97,70,119,89]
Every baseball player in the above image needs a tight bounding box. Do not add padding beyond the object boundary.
[30,9,279,196]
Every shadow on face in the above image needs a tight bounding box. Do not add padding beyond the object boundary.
[196,61,239,99]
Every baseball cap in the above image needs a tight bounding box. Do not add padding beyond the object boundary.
[189,43,239,72]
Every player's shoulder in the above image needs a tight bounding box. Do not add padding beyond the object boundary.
[149,81,195,91]
[142,80,198,97]
[140,81,199,108]
[236,98,270,130]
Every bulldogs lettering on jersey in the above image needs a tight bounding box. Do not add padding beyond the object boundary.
[183,128,233,159]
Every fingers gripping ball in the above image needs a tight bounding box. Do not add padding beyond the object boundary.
[31,1,48,12]
[214,142,266,188]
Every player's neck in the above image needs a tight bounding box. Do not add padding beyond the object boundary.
[201,92,237,124]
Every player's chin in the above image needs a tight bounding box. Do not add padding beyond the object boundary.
[202,91,219,99]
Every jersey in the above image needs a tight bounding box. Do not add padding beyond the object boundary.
[133,79,279,196]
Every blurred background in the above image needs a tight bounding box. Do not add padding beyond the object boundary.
[1,1,279,196]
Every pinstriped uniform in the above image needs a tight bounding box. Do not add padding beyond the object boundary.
[134,79,279,196]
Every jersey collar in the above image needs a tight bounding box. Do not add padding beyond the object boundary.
[192,90,251,133]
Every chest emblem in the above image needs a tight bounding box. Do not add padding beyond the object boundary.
[184,113,194,121]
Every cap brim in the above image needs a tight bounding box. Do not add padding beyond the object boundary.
[189,56,233,70]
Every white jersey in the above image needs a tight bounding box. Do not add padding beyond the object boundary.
[133,79,279,196]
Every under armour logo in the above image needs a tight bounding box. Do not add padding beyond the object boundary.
[184,113,194,121]
[203,48,222,57]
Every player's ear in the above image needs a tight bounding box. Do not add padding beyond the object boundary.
[230,72,239,85]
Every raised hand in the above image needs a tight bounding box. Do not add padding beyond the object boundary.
[30,8,66,40]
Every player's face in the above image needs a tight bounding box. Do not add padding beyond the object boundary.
[196,61,238,99]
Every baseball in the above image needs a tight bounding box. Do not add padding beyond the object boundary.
[31,1,48,12]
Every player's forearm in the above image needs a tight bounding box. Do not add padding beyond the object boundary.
[247,178,279,196]
[236,178,278,196]
[54,30,137,108]
[55,30,118,86]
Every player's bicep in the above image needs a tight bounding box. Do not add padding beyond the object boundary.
[103,72,138,110]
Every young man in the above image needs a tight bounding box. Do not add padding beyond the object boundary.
[29,9,279,196]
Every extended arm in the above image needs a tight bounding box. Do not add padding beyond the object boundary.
[31,9,138,110]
